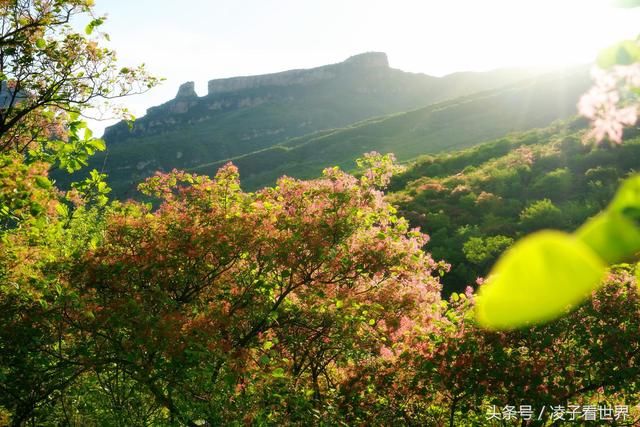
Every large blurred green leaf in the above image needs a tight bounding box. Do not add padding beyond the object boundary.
[577,212,640,264]
[577,175,640,264]
[475,231,606,330]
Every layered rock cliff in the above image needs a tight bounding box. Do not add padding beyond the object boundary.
[206,52,389,95]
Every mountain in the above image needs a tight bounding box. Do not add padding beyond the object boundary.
[386,120,640,294]
[73,52,541,197]
[194,66,592,190]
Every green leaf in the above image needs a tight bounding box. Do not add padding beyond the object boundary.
[475,231,606,330]
[577,175,640,264]
[55,203,69,217]
[597,40,640,69]
[577,212,640,265]
[610,174,640,216]
[34,176,52,189]
[271,368,285,378]
[96,195,109,206]
[263,341,274,350]
[85,18,104,35]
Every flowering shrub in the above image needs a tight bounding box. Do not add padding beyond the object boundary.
[578,63,639,144]
[0,154,453,425]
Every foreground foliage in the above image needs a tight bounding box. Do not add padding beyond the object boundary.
[1,2,640,425]
[1,154,450,425]
[2,153,640,425]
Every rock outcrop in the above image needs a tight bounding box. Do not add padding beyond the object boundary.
[175,81,197,99]
[165,81,199,114]
[343,52,389,68]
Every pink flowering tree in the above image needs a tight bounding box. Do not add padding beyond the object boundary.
[57,153,447,425]
[578,54,640,144]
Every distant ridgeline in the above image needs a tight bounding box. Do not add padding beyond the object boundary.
[62,52,545,197]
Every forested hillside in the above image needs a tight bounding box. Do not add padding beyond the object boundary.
[195,67,591,191]
[388,120,640,294]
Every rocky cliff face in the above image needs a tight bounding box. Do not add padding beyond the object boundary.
[103,52,395,142]
[206,52,389,95]
[167,81,198,114]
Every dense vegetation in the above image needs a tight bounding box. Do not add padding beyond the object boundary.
[6,118,640,426]
[2,1,640,426]
[5,149,640,425]
[388,120,640,294]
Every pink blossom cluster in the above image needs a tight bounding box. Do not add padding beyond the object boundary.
[578,64,640,144]
[513,146,535,166]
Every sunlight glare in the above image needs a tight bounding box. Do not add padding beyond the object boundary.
[381,0,640,74]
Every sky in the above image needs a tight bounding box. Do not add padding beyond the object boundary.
[89,0,640,136]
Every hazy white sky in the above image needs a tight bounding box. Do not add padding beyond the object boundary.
[91,0,640,135]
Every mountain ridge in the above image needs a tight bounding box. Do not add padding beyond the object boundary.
[205,52,391,95]
[190,66,592,191]
[102,52,539,145]
[67,54,566,197]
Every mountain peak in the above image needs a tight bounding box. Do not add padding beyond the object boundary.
[343,52,389,68]
[175,81,197,99]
